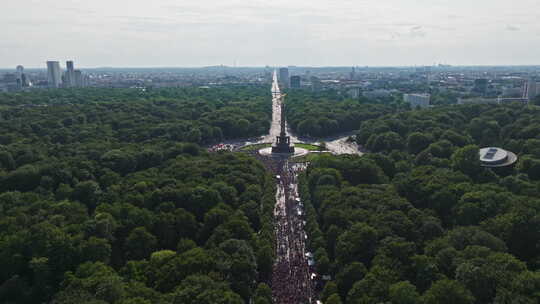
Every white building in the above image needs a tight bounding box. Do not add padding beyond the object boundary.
[404,93,431,108]
[479,147,517,167]
[46,61,62,88]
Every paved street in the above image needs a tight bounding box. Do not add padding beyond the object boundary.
[260,71,358,156]
[261,71,299,144]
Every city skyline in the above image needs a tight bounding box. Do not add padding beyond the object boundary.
[2,0,540,68]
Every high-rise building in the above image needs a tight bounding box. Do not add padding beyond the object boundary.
[350,66,356,80]
[46,61,62,88]
[290,76,301,89]
[404,93,431,109]
[310,76,321,92]
[279,67,289,88]
[65,60,75,87]
[16,65,24,78]
[2,73,19,92]
[15,65,24,89]
[21,74,29,87]
[74,70,87,87]
[525,78,537,100]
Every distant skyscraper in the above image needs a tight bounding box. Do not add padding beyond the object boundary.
[279,67,289,88]
[350,66,356,80]
[74,70,87,87]
[66,60,75,87]
[16,65,24,77]
[290,76,301,89]
[46,61,62,88]
[310,76,321,92]
[525,78,537,100]
[15,65,24,89]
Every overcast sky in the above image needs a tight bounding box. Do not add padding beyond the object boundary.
[2,0,540,68]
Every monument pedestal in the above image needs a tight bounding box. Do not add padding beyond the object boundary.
[272,140,295,154]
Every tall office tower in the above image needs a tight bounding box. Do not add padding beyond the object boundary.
[21,74,29,87]
[46,61,62,88]
[15,65,24,88]
[16,65,24,78]
[279,67,289,88]
[310,76,321,92]
[526,78,537,100]
[74,70,84,87]
[290,75,301,88]
[350,66,356,80]
[65,61,75,87]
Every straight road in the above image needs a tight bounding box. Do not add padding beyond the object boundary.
[261,71,359,155]
[261,71,299,144]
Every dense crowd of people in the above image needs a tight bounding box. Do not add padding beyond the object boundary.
[255,155,315,304]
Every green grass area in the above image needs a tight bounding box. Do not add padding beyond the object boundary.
[294,143,323,151]
[239,143,271,151]
[293,152,333,162]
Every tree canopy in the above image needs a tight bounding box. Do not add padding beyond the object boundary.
[0,86,276,303]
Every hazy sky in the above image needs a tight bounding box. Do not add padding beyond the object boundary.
[2,0,540,68]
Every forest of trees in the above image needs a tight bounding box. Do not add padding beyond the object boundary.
[298,102,540,303]
[3,84,540,304]
[283,90,397,137]
[0,87,276,303]
[0,86,271,145]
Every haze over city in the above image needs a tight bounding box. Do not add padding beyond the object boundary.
[2,0,540,68]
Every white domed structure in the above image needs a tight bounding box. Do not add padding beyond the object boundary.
[479,147,517,167]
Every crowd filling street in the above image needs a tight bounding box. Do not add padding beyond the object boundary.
[271,160,314,304]
[212,72,351,303]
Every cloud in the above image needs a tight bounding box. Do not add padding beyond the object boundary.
[3,0,540,67]
[406,25,427,38]
[506,25,520,31]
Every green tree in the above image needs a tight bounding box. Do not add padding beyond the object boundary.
[407,132,432,154]
[81,237,111,263]
[72,181,101,210]
[422,279,474,304]
[171,275,243,304]
[320,281,338,302]
[389,281,420,304]
[335,223,377,265]
[336,262,368,298]
[326,294,343,304]
[101,149,137,175]
[451,145,482,177]
[125,227,157,260]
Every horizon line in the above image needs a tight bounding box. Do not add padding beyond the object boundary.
[2,64,540,70]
